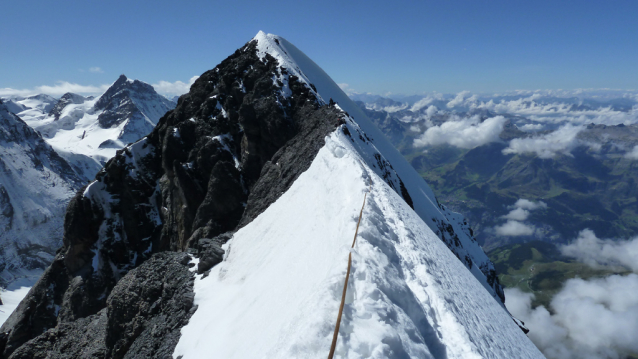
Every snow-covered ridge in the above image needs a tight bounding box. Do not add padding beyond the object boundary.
[175,31,540,358]
[175,119,543,359]
[252,32,504,303]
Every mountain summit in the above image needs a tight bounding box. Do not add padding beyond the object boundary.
[93,74,174,143]
[25,75,175,181]
[0,32,543,358]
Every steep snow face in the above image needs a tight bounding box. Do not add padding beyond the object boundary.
[174,127,543,359]
[0,101,82,288]
[251,31,504,302]
[21,76,175,181]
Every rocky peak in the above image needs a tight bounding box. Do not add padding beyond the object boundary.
[47,93,85,121]
[94,75,156,112]
[92,74,175,142]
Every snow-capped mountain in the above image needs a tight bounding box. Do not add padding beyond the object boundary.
[0,100,83,290]
[0,95,57,124]
[0,33,542,358]
[15,75,175,181]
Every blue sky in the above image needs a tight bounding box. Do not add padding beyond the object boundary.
[2,0,637,96]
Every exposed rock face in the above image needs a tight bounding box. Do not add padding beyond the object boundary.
[95,75,175,144]
[3,252,195,359]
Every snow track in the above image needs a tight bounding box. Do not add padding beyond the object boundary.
[328,182,370,359]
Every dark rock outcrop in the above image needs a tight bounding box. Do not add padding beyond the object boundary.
[94,75,175,143]
[4,252,195,359]
[48,93,86,121]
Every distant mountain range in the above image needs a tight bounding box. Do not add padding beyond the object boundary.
[0,76,175,289]
[356,93,638,250]
[7,75,175,181]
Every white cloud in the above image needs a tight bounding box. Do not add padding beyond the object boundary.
[624,145,638,160]
[506,229,638,358]
[410,96,434,112]
[514,198,547,211]
[338,83,360,96]
[560,229,638,272]
[503,207,530,221]
[446,90,471,108]
[506,274,638,359]
[519,123,544,131]
[36,82,109,96]
[1,82,110,97]
[413,115,506,149]
[494,220,536,236]
[0,87,34,97]
[496,199,546,235]
[152,76,199,96]
[425,105,438,118]
[503,124,584,158]
[89,67,104,73]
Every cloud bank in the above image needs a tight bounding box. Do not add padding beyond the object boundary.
[506,229,638,359]
[506,274,638,359]
[560,229,638,272]
[503,124,584,158]
[624,145,638,160]
[0,82,110,97]
[413,115,506,149]
[151,76,199,96]
[1,76,201,99]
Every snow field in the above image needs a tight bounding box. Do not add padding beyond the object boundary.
[173,129,543,358]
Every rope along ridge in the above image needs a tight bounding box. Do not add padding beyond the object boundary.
[327,184,371,359]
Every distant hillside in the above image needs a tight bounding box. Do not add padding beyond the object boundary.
[357,98,638,249]
[487,241,630,308]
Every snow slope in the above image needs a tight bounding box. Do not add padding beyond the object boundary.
[0,100,82,287]
[252,31,503,302]
[174,128,543,359]
[173,32,542,358]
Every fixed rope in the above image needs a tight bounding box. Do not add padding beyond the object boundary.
[327,185,370,359]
